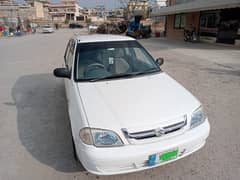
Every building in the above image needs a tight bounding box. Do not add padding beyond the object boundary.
[0,4,18,27]
[151,0,167,34]
[153,0,167,7]
[127,0,149,19]
[151,0,167,15]
[48,0,81,22]
[78,5,124,23]
[0,0,13,5]
[151,0,240,45]
[114,8,124,18]
[0,0,51,29]
[24,0,50,20]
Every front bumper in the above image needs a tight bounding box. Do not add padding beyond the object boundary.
[42,29,54,33]
[76,119,210,175]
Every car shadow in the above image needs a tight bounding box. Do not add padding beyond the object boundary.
[12,73,85,173]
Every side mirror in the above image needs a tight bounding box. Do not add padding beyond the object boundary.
[53,68,71,79]
[156,57,164,66]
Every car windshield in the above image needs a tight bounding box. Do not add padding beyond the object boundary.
[74,40,160,81]
[43,25,51,28]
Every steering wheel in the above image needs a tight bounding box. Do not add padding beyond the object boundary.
[84,63,106,77]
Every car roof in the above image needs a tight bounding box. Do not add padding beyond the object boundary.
[74,34,136,43]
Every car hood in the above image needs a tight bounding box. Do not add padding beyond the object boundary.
[77,73,200,131]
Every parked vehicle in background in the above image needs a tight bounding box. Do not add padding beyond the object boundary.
[96,21,127,35]
[126,15,152,39]
[53,34,210,175]
[42,25,54,33]
[69,23,84,29]
[88,24,98,33]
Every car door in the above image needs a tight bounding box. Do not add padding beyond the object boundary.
[64,39,83,141]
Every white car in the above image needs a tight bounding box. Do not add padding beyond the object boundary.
[88,24,98,33]
[42,25,54,33]
[53,35,210,175]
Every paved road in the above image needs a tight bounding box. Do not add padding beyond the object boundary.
[0,29,240,180]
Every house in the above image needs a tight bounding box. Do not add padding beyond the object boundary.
[151,0,167,35]
[127,0,149,19]
[151,0,240,45]
[48,0,81,22]
[0,0,50,29]
[24,0,50,20]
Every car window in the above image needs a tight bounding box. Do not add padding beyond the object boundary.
[65,40,75,70]
[75,41,160,81]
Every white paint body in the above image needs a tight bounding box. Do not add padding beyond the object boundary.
[42,26,54,33]
[63,35,210,175]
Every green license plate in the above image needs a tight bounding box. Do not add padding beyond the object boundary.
[159,149,178,161]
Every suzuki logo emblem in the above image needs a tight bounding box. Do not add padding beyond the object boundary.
[154,128,165,137]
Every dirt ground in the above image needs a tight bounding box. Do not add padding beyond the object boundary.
[0,29,239,180]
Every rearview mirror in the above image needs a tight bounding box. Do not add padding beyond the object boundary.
[53,68,71,79]
[156,57,164,66]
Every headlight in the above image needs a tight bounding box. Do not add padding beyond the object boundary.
[79,128,123,147]
[190,106,206,129]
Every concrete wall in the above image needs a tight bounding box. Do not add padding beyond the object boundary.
[89,16,104,23]
[127,1,148,19]
[34,1,44,18]
[166,12,200,39]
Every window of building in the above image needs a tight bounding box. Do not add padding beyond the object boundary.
[200,13,218,28]
[174,14,186,29]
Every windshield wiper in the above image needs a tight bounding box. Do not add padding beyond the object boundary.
[133,68,160,76]
[89,68,160,82]
[89,72,138,82]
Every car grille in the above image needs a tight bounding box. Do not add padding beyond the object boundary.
[122,115,187,144]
